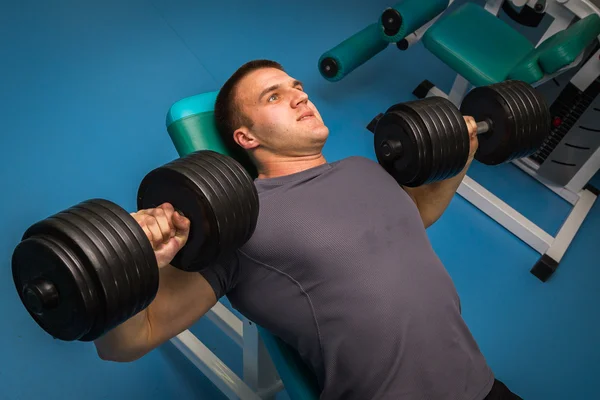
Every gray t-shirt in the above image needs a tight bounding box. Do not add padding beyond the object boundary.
[200,156,494,400]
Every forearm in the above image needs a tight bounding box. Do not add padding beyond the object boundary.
[93,308,152,362]
[404,160,472,227]
[93,263,217,363]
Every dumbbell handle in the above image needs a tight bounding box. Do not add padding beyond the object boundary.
[476,120,491,135]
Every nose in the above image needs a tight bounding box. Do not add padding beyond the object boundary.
[292,89,309,107]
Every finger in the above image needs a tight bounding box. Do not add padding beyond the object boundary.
[141,224,154,245]
[159,203,175,226]
[160,204,176,238]
[172,210,191,233]
[132,213,157,245]
[146,208,173,241]
[172,212,191,248]
[464,116,476,136]
[144,215,164,247]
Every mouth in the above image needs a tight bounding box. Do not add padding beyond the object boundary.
[297,111,315,121]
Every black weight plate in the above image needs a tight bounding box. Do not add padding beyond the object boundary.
[23,214,115,341]
[222,152,260,210]
[386,104,432,186]
[42,233,101,337]
[495,82,527,160]
[215,152,260,234]
[374,110,423,186]
[513,81,544,156]
[432,98,468,180]
[492,82,523,160]
[397,108,432,186]
[181,157,240,253]
[187,156,250,250]
[55,210,130,334]
[70,205,142,324]
[447,99,472,177]
[423,101,450,182]
[199,151,258,244]
[384,104,428,184]
[83,199,158,336]
[460,86,516,165]
[404,99,444,183]
[79,201,151,317]
[506,81,538,159]
[170,161,232,268]
[138,163,221,271]
[201,153,253,244]
[514,81,551,153]
[429,99,463,181]
[494,82,528,163]
[12,234,94,341]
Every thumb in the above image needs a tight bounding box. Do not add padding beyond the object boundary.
[172,211,190,237]
[172,210,188,227]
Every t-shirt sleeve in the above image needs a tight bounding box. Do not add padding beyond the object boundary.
[198,252,241,299]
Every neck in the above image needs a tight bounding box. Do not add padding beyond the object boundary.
[256,153,327,179]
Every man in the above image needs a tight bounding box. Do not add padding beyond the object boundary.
[94,60,522,399]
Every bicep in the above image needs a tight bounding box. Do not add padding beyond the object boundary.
[402,186,419,207]
[146,265,218,347]
[401,186,436,228]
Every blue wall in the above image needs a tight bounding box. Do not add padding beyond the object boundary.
[1,1,599,399]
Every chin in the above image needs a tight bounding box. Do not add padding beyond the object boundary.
[314,123,329,137]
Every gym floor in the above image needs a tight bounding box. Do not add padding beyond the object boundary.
[1,0,598,399]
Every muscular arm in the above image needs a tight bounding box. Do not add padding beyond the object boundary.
[94,265,217,362]
[403,162,470,229]
[403,116,478,229]
[94,203,219,362]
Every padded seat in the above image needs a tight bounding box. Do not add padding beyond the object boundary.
[166,93,321,400]
[422,2,600,86]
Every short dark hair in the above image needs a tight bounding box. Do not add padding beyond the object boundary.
[214,59,285,177]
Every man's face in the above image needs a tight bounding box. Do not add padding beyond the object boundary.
[234,67,329,157]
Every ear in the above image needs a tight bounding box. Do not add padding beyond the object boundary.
[233,126,259,150]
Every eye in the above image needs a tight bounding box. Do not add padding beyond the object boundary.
[268,94,278,102]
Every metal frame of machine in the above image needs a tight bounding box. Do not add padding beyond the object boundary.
[411,0,600,281]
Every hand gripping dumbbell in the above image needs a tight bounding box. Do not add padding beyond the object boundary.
[367,80,551,187]
[11,150,259,342]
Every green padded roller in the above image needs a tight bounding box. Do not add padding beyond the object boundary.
[166,91,257,178]
[166,91,227,158]
[318,22,389,82]
[380,0,449,43]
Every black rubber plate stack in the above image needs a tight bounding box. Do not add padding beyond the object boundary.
[12,199,157,341]
[374,96,471,186]
[461,80,551,165]
[137,150,259,272]
[509,80,551,158]
[460,83,517,165]
[374,104,430,187]
[393,99,442,184]
[405,97,470,182]
[77,199,159,341]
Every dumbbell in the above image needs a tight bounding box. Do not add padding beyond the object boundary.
[368,80,551,187]
[11,150,259,342]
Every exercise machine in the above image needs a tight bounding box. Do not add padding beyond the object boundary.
[318,0,600,281]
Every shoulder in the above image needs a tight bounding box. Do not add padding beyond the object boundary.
[336,155,390,176]
[335,155,381,169]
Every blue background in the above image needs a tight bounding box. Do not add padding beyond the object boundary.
[1,0,599,399]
